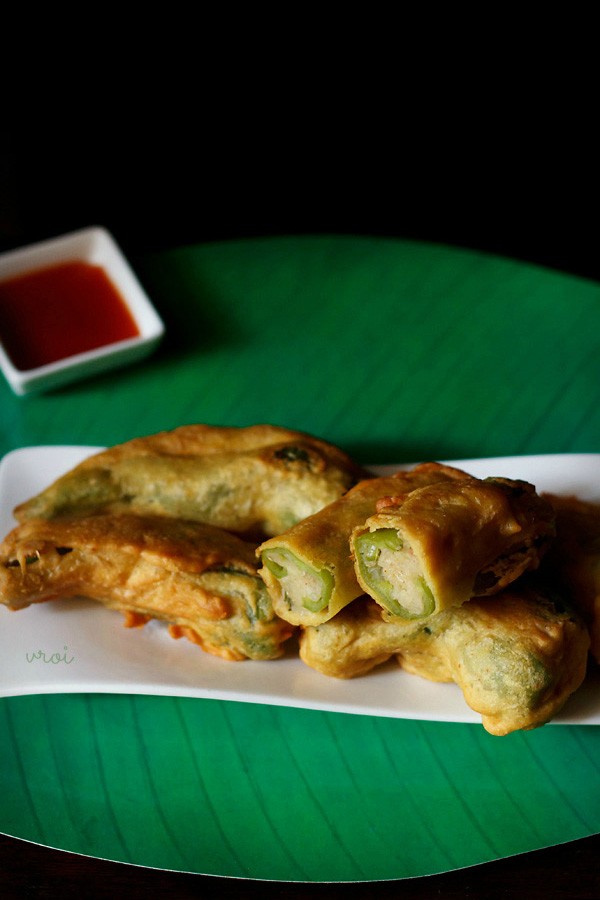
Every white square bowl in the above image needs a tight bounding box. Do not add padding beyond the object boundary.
[0,227,165,395]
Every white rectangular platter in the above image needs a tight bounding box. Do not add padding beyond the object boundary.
[0,446,599,726]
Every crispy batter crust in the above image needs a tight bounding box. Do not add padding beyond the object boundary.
[542,493,600,662]
[299,596,419,678]
[352,475,556,617]
[299,583,589,735]
[14,425,368,539]
[259,463,471,626]
[0,514,294,660]
[399,584,589,735]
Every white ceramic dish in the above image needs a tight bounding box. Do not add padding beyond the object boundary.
[0,447,599,726]
[0,228,165,394]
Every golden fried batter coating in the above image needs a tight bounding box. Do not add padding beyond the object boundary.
[299,596,421,678]
[397,584,589,735]
[300,583,589,735]
[299,583,589,735]
[0,514,294,661]
[14,424,367,540]
[259,463,470,627]
[352,476,556,620]
[542,493,600,662]
[3,426,593,734]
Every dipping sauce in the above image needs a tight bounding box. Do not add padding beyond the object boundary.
[0,261,140,370]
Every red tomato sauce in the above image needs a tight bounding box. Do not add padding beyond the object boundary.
[0,261,140,370]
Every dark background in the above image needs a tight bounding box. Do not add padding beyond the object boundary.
[2,111,598,284]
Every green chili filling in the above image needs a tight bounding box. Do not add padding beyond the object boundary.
[263,556,287,579]
[361,529,403,558]
[262,547,334,613]
[354,529,435,619]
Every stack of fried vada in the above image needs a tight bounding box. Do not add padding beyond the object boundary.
[0,423,597,734]
[257,461,593,735]
[0,424,365,661]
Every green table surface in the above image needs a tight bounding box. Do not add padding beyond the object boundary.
[1,235,599,882]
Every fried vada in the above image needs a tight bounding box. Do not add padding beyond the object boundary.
[352,476,555,620]
[299,582,589,735]
[259,463,470,626]
[0,513,294,661]
[14,424,367,540]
